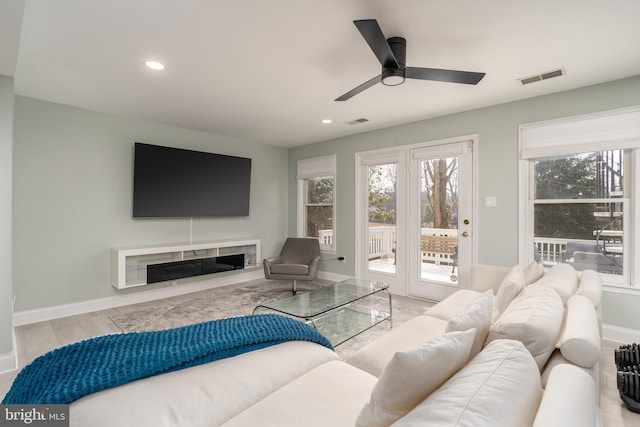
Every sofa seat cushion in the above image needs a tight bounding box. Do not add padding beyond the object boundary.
[393,339,542,427]
[558,295,601,368]
[220,360,377,427]
[269,263,309,275]
[532,263,579,305]
[356,329,476,427]
[445,290,494,359]
[485,284,564,369]
[346,315,448,377]
[425,289,484,321]
[70,341,338,427]
[533,364,601,427]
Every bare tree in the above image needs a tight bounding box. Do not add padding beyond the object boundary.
[423,158,458,229]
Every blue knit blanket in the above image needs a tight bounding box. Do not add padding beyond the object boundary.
[2,314,333,404]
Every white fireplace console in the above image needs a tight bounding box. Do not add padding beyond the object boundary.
[111,239,260,289]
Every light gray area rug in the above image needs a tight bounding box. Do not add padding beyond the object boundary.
[109,279,432,359]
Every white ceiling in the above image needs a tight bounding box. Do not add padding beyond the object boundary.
[2,0,640,148]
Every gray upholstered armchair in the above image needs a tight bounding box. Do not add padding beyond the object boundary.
[263,238,321,295]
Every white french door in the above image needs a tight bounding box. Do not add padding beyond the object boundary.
[355,151,407,294]
[356,138,475,300]
[408,141,474,300]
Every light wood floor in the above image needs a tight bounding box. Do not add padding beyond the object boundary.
[1,284,639,426]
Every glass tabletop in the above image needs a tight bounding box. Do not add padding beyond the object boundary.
[255,278,389,319]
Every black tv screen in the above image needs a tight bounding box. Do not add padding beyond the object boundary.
[133,143,251,217]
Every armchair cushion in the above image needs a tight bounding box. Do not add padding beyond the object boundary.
[270,264,309,275]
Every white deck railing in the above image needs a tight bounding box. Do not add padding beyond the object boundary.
[319,227,457,264]
[534,237,567,264]
[319,230,613,268]
[367,226,397,260]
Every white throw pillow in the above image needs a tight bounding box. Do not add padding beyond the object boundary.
[493,265,525,320]
[356,329,476,427]
[485,284,564,369]
[532,263,578,305]
[445,290,493,359]
[523,261,544,284]
[393,340,542,427]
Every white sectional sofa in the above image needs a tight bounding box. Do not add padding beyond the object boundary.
[70,263,603,427]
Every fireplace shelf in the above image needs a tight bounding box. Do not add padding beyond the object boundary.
[111,239,260,289]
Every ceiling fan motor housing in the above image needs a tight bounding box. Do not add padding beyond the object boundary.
[335,19,485,101]
[382,37,406,86]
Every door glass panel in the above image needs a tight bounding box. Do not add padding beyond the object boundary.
[419,157,459,283]
[367,164,397,274]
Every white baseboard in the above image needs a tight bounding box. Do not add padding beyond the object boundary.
[0,351,16,374]
[13,269,265,326]
[602,324,640,344]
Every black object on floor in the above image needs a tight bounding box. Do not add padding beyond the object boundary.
[616,343,640,413]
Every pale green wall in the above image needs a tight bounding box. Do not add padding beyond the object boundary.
[0,76,14,356]
[288,75,640,330]
[12,96,289,311]
[9,76,640,331]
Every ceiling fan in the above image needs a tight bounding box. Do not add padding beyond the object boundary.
[335,19,486,101]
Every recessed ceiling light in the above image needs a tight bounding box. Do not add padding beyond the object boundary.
[144,60,165,71]
[321,119,332,124]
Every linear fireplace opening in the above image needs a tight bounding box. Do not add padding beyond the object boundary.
[146,253,245,284]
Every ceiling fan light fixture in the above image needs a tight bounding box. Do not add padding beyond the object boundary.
[144,60,165,71]
[381,68,405,86]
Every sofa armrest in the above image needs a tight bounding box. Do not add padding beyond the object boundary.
[263,256,283,277]
[264,256,283,265]
[557,295,601,368]
[469,264,511,294]
[308,256,321,276]
[533,364,601,427]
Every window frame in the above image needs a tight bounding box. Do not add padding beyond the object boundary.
[518,106,640,290]
[296,155,336,253]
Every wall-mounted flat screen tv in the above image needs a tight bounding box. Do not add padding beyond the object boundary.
[133,143,251,217]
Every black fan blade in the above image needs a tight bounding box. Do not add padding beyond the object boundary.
[406,67,485,85]
[354,19,398,69]
[335,75,381,101]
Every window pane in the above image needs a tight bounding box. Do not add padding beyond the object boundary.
[534,202,623,275]
[367,164,397,274]
[307,177,333,204]
[535,150,624,200]
[306,205,333,239]
[420,157,459,283]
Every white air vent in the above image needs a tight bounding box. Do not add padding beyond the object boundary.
[346,117,370,125]
[518,68,565,85]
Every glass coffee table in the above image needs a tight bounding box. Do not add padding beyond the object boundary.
[253,278,392,346]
